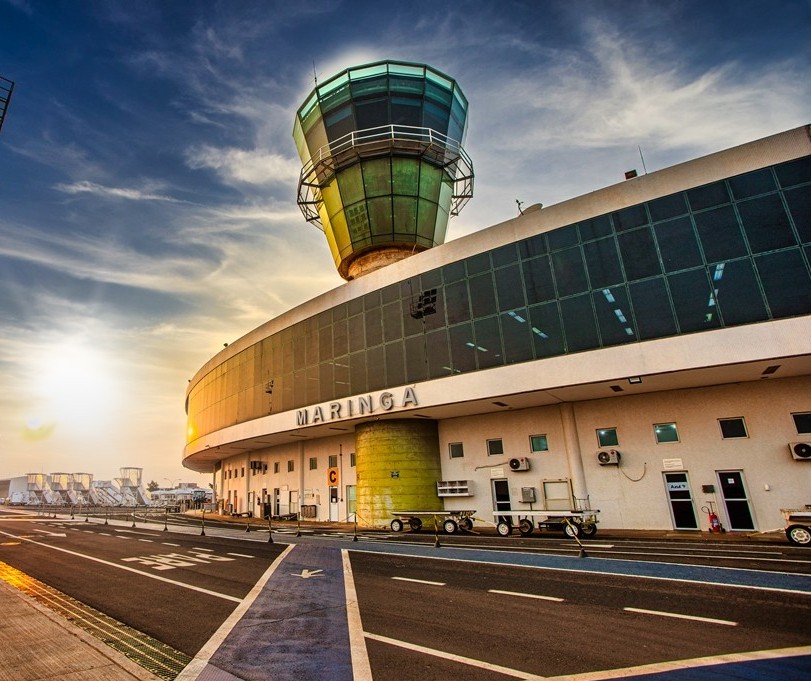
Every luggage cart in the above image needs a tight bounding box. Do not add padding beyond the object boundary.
[782,507,811,546]
[389,510,476,534]
[492,509,599,538]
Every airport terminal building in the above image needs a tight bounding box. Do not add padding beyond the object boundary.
[183,61,811,533]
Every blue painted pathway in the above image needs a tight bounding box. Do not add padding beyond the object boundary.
[627,654,811,680]
[195,544,355,681]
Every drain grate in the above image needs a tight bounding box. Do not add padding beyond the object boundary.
[0,560,192,679]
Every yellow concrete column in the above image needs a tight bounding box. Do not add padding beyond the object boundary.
[355,419,442,527]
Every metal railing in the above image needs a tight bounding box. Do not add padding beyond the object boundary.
[297,124,474,227]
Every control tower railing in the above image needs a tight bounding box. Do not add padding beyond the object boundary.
[297,124,474,228]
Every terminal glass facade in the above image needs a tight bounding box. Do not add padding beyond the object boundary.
[186,156,811,444]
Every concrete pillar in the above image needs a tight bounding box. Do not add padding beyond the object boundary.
[559,403,588,502]
[355,419,442,527]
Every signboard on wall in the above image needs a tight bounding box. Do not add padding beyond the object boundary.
[327,467,339,486]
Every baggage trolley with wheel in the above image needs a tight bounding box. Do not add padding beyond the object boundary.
[390,510,476,534]
[493,509,599,538]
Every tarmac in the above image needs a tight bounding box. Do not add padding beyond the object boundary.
[0,513,801,680]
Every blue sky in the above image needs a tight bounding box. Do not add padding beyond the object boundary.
[1,0,809,486]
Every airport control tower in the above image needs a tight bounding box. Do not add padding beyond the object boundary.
[294,60,474,280]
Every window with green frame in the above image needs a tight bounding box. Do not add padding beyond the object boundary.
[486,438,504,456]
[529,434,548,452]
[654,423,680,443]
[597,428,619,447]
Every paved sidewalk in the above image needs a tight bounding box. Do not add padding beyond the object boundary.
[0,579,160,681]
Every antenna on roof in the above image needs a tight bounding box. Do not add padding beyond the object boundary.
[516,199,524,215]
[313,61,318,87]
[638,145,648,175]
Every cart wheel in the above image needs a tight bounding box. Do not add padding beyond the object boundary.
[580,523,598,537]
[786,524,811,546]
[496,521,512,537]
[390,518,404,532]
[409,517,423,532]
[519,519,533,536]
[443,519,458,535]
[460,517,474,531]
[564,522,581,538]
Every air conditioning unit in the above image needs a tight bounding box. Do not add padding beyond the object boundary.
[597,449,621,465]
[789,442,811,461]
[509,457,530,471]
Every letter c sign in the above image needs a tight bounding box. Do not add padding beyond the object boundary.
[327,467,339,486]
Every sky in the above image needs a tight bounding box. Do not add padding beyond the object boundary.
[1,0,809,488]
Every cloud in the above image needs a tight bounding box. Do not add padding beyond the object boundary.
[0,218,206,294]
[53,180,187,203]
[185,145,300,186]
[476,17,811,157]
[3,0,33,15]
[443,11,811,231]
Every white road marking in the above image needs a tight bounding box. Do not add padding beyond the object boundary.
[226,553,254,558]
[0,528,241,603]
[343,550,372,681]
[138,539,154,543]
[162,542,180,547]
[364,632,546,680]
[623,607,737,626]
[192,547,213,552]
[175,544,295,680]
[546,645,811,680]
[391,576,445,586]
[489,589,564,602]
[123,552,236,571]
[293,569,323,579]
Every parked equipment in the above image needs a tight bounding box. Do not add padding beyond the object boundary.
[389,510,476,534]
[782,507,811,546]
[493,509,599,538]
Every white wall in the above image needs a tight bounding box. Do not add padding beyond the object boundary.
[437,376,811,531]
[219,434,356,520]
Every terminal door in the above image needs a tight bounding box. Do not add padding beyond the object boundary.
[717,470,755,530]
[491,479,511,526]
[663,472,699,530]
[329,487,339,521]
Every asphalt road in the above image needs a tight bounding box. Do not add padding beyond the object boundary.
[350,551,810,679]
[1,509,809,680]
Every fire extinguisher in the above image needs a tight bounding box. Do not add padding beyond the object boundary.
[701,503,724,533]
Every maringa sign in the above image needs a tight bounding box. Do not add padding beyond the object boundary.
[296,387,418,426]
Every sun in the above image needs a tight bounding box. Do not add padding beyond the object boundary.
[32,341,123,430]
